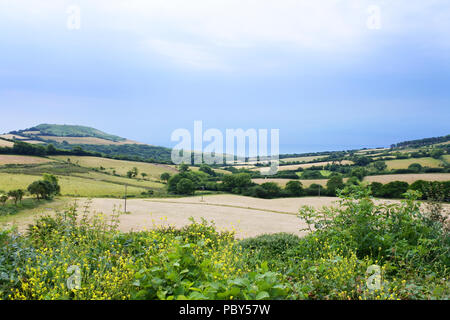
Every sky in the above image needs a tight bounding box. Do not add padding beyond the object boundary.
[0,0,449,153]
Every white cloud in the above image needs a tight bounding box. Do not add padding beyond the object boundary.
[1,0,449,70]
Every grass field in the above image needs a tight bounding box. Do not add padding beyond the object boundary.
[50,156,177,179]
[0,155,54,165]
[385,157,443,170]
[37,136,143,145]
[0,172,148,197]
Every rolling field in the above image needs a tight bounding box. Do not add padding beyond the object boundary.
[280,155,328,163]
[6,194,448,238]
[272,160,353,172]
[363,173,450,184]
[50,156,177,179]
[0,139,14,148]
[37,136,144,145]
[0,172,147,197]
[385,157,443,170]
[0,155,54,165]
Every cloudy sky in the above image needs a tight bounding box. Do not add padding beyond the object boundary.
[0,0,449,153]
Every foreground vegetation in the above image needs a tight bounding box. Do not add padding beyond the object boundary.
[0,186,448,300]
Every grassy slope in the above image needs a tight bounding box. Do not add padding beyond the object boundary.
[50,156,177,179]
[385,157,443,170]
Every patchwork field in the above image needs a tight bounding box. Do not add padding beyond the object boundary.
[0,139,14,148]
[5,194,448,238]
[280,155,328,163]
[271,160,353,172]
[363,173,450,184]
[50,156,177,179]
[253,178,329,187]
[37,136,144,145]
[385,157,444,170]
[0,172,148,197]
[0,155,54,165]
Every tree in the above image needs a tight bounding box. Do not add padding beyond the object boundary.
[27,175,60,200]
[373,161,387,172]
[369,182,384,197]
[430,149,444,159]
[176,178,195,195]
[7,189,24,205]
[141,172,148,179]
[408,163,423,173]
[199,164,216,176]
[160,172,171,182]
[381,181,409,199]
[285,181,304,197]
[0,194,8,206]
[222,173,252,193]
[178,163,190,173]
[260,182,281,198]
[326,175,344,196]
[350,167,367,181]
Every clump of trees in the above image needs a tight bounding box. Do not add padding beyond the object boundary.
[27,174,61,200]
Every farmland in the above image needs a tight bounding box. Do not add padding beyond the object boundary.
[0,155,53,165]
[385,157,444,170]
[50,155,177,179]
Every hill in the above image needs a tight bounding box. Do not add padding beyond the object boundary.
[2,124,173,163]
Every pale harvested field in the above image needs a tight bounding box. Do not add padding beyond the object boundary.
[260,160,353,172]
[4,195,449,238]
[253,178,348,187]
[37,136,144,145]
[51,156,177,179]
[72,195,346,238]
[0,139,13,148]
[0,155,53,165]
[280,155,328,163]
[0,134,29,140]
[364,173,450,184]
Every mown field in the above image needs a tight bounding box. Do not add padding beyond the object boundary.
[385,157,444,170]
[1,186,448,300]
[0,155,53,165]
[50,156,177,179]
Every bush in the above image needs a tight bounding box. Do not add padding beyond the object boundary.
[285,181,304,197]
[380,181,409,199]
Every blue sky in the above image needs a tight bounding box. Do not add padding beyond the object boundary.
[0,0,449,153]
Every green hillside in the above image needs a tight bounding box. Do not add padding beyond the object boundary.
[17,124,126,142]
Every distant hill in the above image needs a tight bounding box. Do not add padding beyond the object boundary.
[2,124,173,163]
[31,124,126,142]
[391,135,450,149]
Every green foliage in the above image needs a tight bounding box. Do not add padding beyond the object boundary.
[408,163,423,173]
[176,178,195,195]
[373,161,387,172]
[222,173,253,193]
[30,124,126,142]
[326,175,344,196]
[350,167,367,181]
[430,148,444,159]
[285,181,304,197]
[160,172,171,182]
[27,174,60,200]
